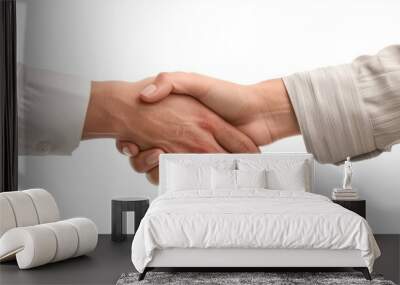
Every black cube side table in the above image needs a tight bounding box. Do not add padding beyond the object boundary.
[112,197,149,242]
[332,199,366,219]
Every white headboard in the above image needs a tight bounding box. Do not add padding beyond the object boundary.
[159,152,315,195]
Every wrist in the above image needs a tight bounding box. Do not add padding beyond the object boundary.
[253,78,300,142]
[82,81,121,140]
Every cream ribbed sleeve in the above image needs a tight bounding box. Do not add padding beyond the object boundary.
[283,45,400,164]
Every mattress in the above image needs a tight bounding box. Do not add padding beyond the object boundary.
[131,190,380,273]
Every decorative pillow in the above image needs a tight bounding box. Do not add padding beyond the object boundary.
[211,168,236,190]
[236,169,267,189]
[166,162,211,191]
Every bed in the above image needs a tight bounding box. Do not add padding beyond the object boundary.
[131,153,380,280]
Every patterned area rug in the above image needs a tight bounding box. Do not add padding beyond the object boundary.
[116,272,396,285]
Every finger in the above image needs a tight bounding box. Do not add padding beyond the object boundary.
[146,167,159,185]
[140,72,245,122]
[116,140,140,157]
[214,125,260,153]
[129,149,164,173]
[163,124,228,154]
[140,72,213,103]
[191,133,227,154]
[207,115,260,153]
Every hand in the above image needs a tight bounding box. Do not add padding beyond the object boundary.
[82,79,259,184]
[117,73,300,183]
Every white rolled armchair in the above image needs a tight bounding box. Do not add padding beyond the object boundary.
[0,189,97,269]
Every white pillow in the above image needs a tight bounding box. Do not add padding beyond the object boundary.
[211,169,268,190]
[267,164,306,191]
[238,159,309,191]
[236,169,267,189]
[166,162,211,191]
[211,168,236,190]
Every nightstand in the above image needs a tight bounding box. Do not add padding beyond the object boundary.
[332,199,366,219]
[111,197,149,241]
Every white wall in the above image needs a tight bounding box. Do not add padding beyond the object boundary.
[17,0,400,233]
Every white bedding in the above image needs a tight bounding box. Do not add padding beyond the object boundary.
[131,190,380,273]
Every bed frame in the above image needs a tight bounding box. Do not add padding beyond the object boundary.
[140,248,371,280]
[139,153,372,281]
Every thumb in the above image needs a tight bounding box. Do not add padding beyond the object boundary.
[139,72,212,103]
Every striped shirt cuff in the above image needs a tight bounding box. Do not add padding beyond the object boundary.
[283,64,376,164]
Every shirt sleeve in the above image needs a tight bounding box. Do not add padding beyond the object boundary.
[18,63,91,155]
[282,45,400,164]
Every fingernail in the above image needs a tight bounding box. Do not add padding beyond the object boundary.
[140,84,157,97]
[122,147,132,157]
[145,152,160,165]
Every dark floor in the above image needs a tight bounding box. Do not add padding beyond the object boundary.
[0,235,399,285]
[0,235,134,285]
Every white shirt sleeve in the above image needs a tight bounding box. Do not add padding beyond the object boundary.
[18,63,91,155]
[283,45,400,164]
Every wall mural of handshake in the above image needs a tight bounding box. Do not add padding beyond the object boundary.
[18,45,400,184]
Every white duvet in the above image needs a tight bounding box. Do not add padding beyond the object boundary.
[131,190,380,272]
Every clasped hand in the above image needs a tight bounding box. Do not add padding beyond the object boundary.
[83,73,299,184]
